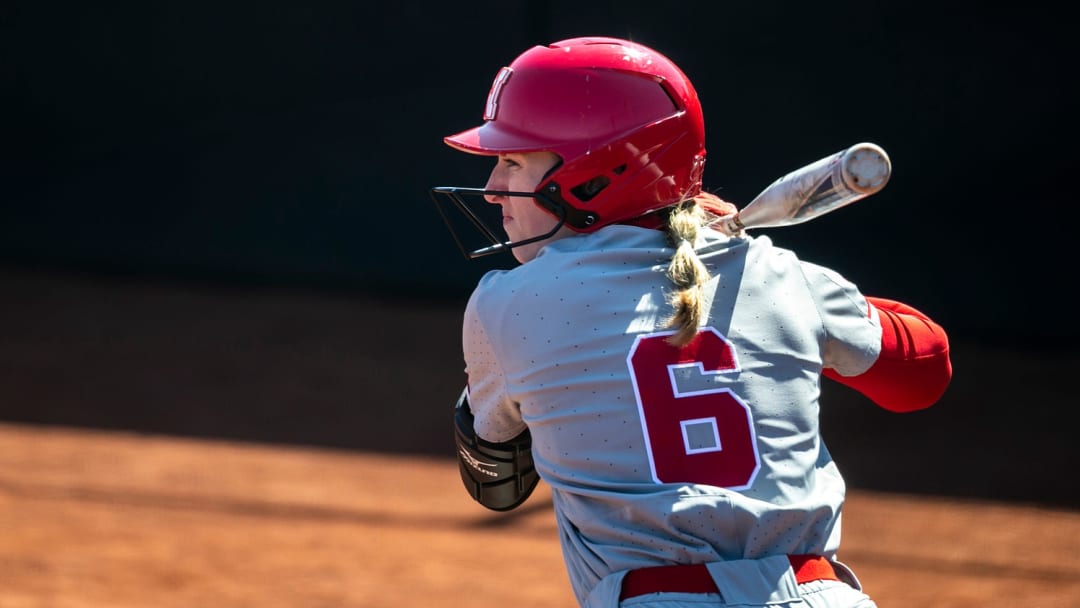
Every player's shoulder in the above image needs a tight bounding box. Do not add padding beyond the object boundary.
[736,233,799,266]
[735,235,860,293]
[469,259,553,307]
[744,234,828,269]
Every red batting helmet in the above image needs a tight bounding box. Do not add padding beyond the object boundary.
[431,36,707,258]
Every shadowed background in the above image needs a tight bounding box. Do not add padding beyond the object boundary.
[1,1,1076,509]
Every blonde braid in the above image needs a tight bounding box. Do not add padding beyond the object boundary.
[663,200,711,347]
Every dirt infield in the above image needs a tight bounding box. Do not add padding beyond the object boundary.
[0,267,1078,607]
[1,423,1078,608]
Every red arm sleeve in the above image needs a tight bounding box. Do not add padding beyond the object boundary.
[822,296,952,412]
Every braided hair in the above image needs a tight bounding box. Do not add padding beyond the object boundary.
[661,193,734,347]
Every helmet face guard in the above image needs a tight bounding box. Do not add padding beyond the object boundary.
[429,186,568,259]
[430,177,613,259]
[433,36,706,260]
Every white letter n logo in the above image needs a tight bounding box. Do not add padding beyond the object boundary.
[484,67,513,121]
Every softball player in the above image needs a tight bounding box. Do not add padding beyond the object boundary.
[431,37,952,608]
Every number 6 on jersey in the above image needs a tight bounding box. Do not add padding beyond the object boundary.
[627,329,761,489]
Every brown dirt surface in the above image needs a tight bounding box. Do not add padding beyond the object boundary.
[1,424,1078,607]
[1,267,1078,607]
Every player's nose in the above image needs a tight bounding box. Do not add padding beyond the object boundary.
[483,171,506,204]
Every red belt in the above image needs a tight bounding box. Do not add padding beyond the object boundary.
[620,555,840,601]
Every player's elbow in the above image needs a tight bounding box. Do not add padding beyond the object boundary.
[824,348,953,413]
[874,357,952,412]
[857,296,953,412]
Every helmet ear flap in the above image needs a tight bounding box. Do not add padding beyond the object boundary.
[570,176,611,202]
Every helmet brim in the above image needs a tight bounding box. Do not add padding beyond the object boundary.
[444,121,563,156]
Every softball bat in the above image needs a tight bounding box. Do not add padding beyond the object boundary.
[713,142,892,234]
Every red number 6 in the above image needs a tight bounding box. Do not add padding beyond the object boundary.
[627,328,760,489]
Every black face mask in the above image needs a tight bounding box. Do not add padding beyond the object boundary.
[428,157,602,260]
[427,185,571,260]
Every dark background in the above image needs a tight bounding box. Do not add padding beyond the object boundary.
[2,2,1076,508]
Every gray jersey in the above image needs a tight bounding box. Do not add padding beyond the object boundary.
[462,224,881,607]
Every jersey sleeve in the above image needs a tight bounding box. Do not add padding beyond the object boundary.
[801,261,883,376]
[822,297,952,412]
[462,281,529,443]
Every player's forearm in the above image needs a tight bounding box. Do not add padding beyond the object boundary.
[823,297,952,412]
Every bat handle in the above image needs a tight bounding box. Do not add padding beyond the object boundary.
[713,142,891,235]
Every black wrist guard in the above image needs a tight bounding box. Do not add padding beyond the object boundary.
[453,388,539,511]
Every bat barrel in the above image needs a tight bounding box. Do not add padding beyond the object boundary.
[841,143,891,194]
[712,143,891,234]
